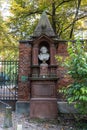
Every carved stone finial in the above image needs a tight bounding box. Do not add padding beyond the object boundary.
[33,11,56,37]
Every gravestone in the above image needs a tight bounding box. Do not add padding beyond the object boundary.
[3,106,12,128]
[16,11,68,118]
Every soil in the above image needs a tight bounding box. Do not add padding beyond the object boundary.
[0,110,87,130]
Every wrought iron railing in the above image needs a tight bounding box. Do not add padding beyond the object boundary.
[0,61,18,100]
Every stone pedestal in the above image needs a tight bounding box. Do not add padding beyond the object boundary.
[40,63,48,77]
[30,80,58,119]
[30,98,58,119]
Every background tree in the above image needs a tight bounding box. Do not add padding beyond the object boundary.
[0,14,18,60]
[8,0,87,40]
[0,1,18,60]
[0,0,87,59]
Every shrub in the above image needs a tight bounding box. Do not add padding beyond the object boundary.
[56,39,87,114]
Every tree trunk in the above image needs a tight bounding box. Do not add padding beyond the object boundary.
[69,0,81,39]
[52,2,56,34]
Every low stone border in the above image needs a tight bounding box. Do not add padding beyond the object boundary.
[57,101,78,114]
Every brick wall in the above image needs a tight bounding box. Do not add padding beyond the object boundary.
[57,42,73,100]
[18,40,73,101]
[18,42,31,101]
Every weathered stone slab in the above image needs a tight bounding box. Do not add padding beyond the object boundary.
[57,101,78,113]
[16,101,30,115]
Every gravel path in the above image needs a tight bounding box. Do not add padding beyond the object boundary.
[0,111,63,130]
[0,111,81,130]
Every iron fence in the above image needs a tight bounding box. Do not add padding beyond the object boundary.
[0,61,18,100]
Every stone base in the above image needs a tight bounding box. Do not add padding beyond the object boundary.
[16,101,30,115]
[57,101,78,113]
[30,98,58,119]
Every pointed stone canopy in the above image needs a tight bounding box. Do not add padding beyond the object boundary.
[33,11,56,37]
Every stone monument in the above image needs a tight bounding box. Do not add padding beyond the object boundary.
[30,12,58,119]
[17,11,64,119]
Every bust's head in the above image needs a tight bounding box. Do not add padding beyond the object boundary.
[40,46,48,54]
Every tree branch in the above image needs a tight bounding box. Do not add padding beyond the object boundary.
[59,13,87,37]
[55,0,73,10]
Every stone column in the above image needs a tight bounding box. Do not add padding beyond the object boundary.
[3,106,12,128]
[50,44,56,65]
[50,44,57,76]
[32,45,38,65]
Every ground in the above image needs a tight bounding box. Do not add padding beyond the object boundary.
[0,110,87,130]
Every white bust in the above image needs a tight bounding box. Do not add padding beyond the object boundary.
[38,46,50,62]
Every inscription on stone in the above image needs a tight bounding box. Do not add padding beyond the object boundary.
[32,84,55,97]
